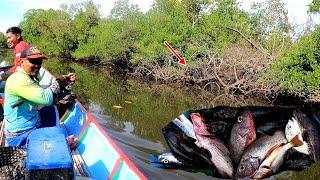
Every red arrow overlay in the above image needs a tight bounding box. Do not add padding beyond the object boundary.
[163,41,186,65]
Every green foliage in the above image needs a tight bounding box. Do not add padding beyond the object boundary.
[19,0,320,98]
[74,0,255,64]
[66,0,100,46]
[309,0,320,13]
[249,0,292,53]
[0,33,6,48]
[263,27,320,94]
[74,0,143,62]
[110,0,142,19]
[19,0,294,65]
[201,0,250,52]
[20,9,74,58]
[20,1,100,59]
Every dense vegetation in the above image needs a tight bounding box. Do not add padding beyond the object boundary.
[1,0,320,102]
[0,33,6,48]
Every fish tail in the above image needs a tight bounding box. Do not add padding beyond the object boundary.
[290,134,304,147]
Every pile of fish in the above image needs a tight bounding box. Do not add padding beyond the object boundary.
[160,106,320,179]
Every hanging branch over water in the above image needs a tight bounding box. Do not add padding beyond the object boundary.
[226,27,273,60]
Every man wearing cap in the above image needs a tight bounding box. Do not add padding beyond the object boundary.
[3,46,76,147]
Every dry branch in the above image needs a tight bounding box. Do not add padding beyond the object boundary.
[226,26,273,59]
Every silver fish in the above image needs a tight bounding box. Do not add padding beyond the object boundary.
[191,113,233,178]
[158,152,183,165]
[172,118,196,139]
[285,116,310,155]
[253,134,303,179]
[178,114,194,133]
[235,131,287,178]
[292,111,320,161]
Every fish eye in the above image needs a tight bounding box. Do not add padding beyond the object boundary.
[237,116,243,123]
[239,164,245,171]
[287,125,291,130]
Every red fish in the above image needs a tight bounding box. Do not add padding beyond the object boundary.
[229,110,256,163]
[191,113,233,178]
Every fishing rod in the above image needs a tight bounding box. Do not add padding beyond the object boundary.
[77,61,115,74]
[0,65,13,71]
[77,61,104,74]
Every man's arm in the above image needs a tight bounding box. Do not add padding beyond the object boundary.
[9,74,54,106]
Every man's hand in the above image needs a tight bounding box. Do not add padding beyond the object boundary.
[0,71,4,81]
[57,73,76,86]
[67,73,76,85]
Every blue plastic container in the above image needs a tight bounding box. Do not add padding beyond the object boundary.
[25,127,73,179]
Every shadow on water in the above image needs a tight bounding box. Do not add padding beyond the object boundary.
[44,60,320,179]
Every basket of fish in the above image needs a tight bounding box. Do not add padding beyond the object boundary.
[159,106,320,179]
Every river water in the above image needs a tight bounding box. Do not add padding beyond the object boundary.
[45,60,218,179]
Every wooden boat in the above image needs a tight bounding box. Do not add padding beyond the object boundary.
[0,67,147,180]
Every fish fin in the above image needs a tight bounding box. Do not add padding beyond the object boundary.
[195,140,202,148]
[238,128,250,137]
[253,165,271,179]
[212,138,230,155]
[290,134,304,147]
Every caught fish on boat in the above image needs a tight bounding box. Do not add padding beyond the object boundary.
[172,118,196,139]
[285,116,310,155]
[150,152,184,169]
[178,114,195,135]
[229,110,256,163]
[161,106,320,179]
[158,152,183,165]
[206,121,231,139]
[292,111,320,161]
[235,131,287,178]
[190,113,234,178]
[253,135,303,179]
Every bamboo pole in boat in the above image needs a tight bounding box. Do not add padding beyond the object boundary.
[0,120,5,146]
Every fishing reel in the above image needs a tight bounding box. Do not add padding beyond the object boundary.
[56,82,76,105]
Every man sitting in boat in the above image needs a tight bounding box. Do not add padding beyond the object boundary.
[3,46,76,147]
[5,26,29,73]
[0,27,29,93]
